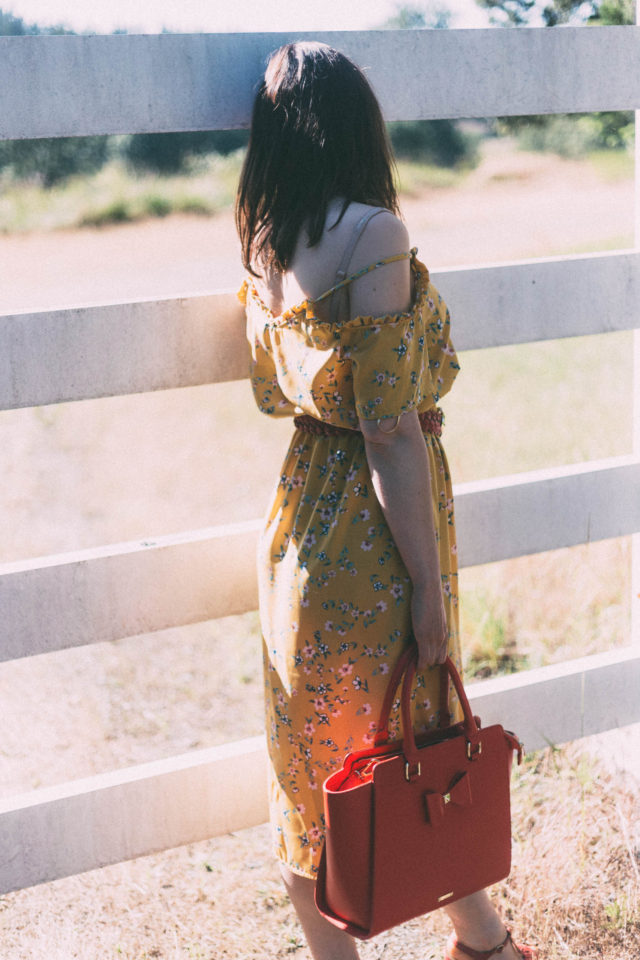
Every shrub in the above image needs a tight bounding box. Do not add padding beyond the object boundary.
[387,120,479,167]
[79,200,134,227]
[514,112,633,158]
[0,136,111,187]
[496,108,634,158]
[142,194,172,217]
[122,130,249,175]
[174,196,214,215]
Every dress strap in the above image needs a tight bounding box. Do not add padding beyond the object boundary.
[319,207,383,325]
[315,248,415,310]
[315,243,416,323]
[335,208,387,283]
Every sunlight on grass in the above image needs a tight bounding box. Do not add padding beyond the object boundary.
[1,739,637,959]
[0,152,476,233]
[442,331,634,482]
[546,235,635,256]
[439,328,633,676]
[395,158,471,194]
[588,147,635,183]
[0,142,633,236]
[460,536,630,678]
[0,141,635,687]
[0,151,244,233]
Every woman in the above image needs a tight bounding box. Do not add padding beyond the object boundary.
[236,41,534,960]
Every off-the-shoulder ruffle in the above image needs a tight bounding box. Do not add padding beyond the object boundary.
[237,279,249,307]
[241,250,459,428]
[238,251,431,329]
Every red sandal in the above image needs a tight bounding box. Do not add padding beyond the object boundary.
[445,929,538,960]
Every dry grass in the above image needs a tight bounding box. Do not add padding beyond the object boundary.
[503,747,640,960]
[0,741,638,959]
[0,614,265,798]
[0,533,630,801]
[459,537,630,677]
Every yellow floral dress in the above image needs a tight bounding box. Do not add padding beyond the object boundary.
[238,248,462,879]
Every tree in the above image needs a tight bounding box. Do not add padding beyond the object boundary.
[385,2,453,29]
[475,0,632,28]
[122,130,249,175]
[0,6,73,35]
[0,9,37,34]
[0,136,111,186]
[474,0,535,25]
[589,0,634,23]
[475,0,634,154]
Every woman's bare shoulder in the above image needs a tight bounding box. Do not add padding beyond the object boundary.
[347,210,412,320]
[348,208,410,272]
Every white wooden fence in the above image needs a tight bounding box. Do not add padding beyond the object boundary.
[1,27,639,895]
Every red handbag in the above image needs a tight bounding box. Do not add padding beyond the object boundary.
[315,647,523,940]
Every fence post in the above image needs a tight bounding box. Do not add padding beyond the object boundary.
[633,333,640,647]
[634,10,640,648]
[625,100,640,820]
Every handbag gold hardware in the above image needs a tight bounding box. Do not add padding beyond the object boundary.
[466,740,482,760]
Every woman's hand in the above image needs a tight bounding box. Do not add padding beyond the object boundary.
[411,582,449,669]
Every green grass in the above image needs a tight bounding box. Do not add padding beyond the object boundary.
[78,190,217,227]
[0,151,473,233]
[395,158,471,194]
[460,589,530,678]
[588,147,635,182]
[0,141,633,233]
[0,151,244,233]
[545,234,635,256]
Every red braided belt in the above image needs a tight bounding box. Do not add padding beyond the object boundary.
[293,407,444,438]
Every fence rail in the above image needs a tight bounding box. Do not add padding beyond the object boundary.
[2,456,639,663]
[2,251,639,409]
[1,28,640,139]
[1,26,639,897]
[1,646,638,895]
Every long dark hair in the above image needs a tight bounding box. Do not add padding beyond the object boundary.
[236,41,400,276]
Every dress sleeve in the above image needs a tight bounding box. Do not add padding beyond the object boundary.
[239,282,296,418]
[339,309,435,421]
[422,280,460,405]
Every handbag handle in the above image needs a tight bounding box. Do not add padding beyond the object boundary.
[374,644,439,746]
[374,645,480,766]
[375,644,451,746]
[401,652,480,769]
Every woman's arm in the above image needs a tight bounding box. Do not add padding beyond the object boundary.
[348,213,447,668]
[359,411,448,669]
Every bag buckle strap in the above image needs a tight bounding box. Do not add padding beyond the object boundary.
[404,760,421,781]
[505,729,524,764]
[466,739,482,761]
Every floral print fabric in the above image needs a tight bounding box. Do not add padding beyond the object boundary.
[239,251,462,878]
